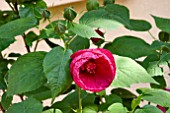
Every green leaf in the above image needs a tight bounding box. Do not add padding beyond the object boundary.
[105,103,128,113]
[105,4,130,27]
[152,15,170,34]
[111,88,136,111]
[0,17,37,51]
[111,88,136,99]
[19,1,47,20]
[43,46,73,100]
[137,88,170,107]
[83,105,98,113]
[134,105,163,113]
[69,36,90,52]
[0,59,8,89]
[146,52,170,77]
[150,76,167,89]
[6,98,43,113]
[141,54,160,69]
[126,19,152,31]
[52,90,95,113]
[151,40,170,50]
[25,31,38,46]
[1,92,13,110]
[111,55,157,87]
[69,23,103,39]
[104,36,156,59]
[147,61,163,77]
[99,94,122,111]
[42,109,62,113]
[7,52,47,96]
[79,7,124,30]
[25,86,52,101]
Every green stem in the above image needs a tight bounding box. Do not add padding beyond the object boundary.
[23,33,31,53]
[67,34,77,45]
[78,87,82,113]
[148,31,157,40]
[33,40,40,52]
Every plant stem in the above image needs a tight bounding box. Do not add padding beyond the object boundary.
[7,2,16,13]
[67,34,77,45]
[11,1,30,53]
[23,34,31,53]
[148,31,157,40]
[78,87,82,113]
[33,40,40,52]
[13,2,19,15]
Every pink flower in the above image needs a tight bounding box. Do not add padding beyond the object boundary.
[70,48,116,92]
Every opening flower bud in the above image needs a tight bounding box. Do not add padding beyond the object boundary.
[91,29,105,46]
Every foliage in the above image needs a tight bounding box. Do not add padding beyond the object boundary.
[0,0,170,113]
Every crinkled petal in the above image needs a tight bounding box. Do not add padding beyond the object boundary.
[70,48,116,92]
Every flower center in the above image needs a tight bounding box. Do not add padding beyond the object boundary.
[81,61,96,74]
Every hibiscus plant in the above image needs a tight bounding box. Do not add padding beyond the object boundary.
[1,0,170,113]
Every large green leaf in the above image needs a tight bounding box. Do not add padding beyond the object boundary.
[69,36,90,52]
[152,15,170,34]
[69,23,103,39]
[125,19,152,31]
[111,55,157,87]
[80,9,122,30]
[105,103,128,113]
[7,52,47,96]
[0,17,37,51]
[6,98,43,113]
[137,88,170,107]
[43,46,73,100]
[104,36,156,59]
[134,105,163,113]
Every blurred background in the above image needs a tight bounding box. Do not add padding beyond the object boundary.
[0,0,170,107]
